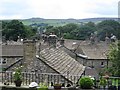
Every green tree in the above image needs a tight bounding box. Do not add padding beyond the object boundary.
[45,20,120,41]
[2,20,37,41]
[85,22,96,29]
[2,20,26,41]
[45,23,79,39]
[62,23,79,33]
[108,41,120,76]
[97,20,120,40]
[78,25,94,40]
[62,23,79,39]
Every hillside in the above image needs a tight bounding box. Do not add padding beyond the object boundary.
[21,17,119,26]
[21,18,79,26]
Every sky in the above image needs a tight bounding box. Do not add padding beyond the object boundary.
[0,0,119,19]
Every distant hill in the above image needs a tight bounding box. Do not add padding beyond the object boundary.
[78,18,118,23]
[21,18,79,26]
[2,17,119,26]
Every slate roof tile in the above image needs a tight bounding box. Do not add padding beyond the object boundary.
[40,47,85,83]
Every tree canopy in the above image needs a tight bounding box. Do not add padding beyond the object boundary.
[108,41,120,76]
[2,20,37,41]
[97,20,120,40]
[2,19,120,41]
[45,20,120,40]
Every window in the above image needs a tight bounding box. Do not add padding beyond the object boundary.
[101,62,104,68]
[1,58,7,64]
[101,62,104,65]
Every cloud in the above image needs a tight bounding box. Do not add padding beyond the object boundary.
[0,0,33,19]
[0,0,119,19]
[26,0,119,19]
[85,0,118,15]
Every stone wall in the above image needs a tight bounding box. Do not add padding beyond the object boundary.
[76,56,108,79]
[33,58,56,73]
[1,86,97,90]
[76,56,108,69]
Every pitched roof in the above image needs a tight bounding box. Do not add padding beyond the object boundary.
[40,47,85,83]
[64,39,80,50]
[0,45,23,57]
[64,39,109,60]
[79,41,109,59]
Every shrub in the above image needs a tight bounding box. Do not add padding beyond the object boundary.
[13,66,23,81]
[99,78,107,87]
[38,83,48,90]
[79,76,94,89]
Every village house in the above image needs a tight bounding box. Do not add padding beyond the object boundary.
[1,39,85,85]
[0,44,23,71]
[1,37,111,84]
[63,39,110,78]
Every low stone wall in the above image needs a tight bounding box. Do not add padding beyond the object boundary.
[1,86,36,90]
[1,86,95,90]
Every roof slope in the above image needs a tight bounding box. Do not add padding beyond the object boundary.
[1,45,23,57]
[40,47,85,83]
[79,41,109,59]
[64,39,109,60]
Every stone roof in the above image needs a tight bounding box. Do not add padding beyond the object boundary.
[64,39,80,50]
[0,45,23,57]
[40,47,85,83]
[78,41,109,59]
[64,39,109,60]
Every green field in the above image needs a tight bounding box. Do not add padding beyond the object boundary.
[21,18,81,26]
[2,17,118,26]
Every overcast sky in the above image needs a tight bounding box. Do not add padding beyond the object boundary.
[0,0,119,19]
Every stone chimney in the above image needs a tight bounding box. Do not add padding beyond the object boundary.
[48,34,57,47]
[23,40,36,71]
